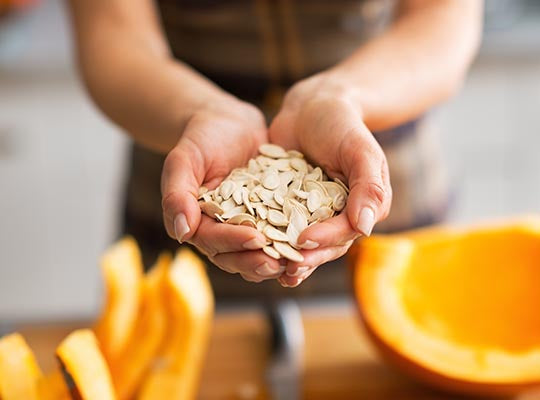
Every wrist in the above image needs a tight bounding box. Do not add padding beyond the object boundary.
[285,72,365,119]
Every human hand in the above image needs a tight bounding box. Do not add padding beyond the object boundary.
[269,73,392,287]
[161,96,286,282]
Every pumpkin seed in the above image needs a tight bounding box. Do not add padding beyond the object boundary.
[263,225,289,242]
[200,201,224,217]
[227,213,257,228]
[273,241,304,263]
[198,145,349,259]
[268,209,288,227]
[259,144,289,159]
[263,246,281,259]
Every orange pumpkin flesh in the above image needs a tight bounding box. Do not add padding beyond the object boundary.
[94,237,143,364]
[112,253,170,400]
[138,248,214,400]
[0,333,42,400]
[56,329,116,400]
[353,218,540,396]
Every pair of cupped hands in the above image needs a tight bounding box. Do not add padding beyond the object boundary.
[161,73,392,287]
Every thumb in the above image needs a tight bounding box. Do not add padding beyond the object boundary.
[344,135,392,237]
[161,139,204,243]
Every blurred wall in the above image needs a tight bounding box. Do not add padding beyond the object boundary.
[0,0,128,321]
[0,0,539,321]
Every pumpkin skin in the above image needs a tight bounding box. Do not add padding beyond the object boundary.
[351,217,540,396]
[56,329,116,400]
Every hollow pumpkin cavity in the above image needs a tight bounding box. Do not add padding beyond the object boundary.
[354,218,540,395]
[401,230,540,354]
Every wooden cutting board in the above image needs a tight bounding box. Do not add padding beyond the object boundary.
[15,309,536,400]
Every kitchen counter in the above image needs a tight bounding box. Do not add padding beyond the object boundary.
[14,308,533,400]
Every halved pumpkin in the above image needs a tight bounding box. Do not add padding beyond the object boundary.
[56,329,116,400]
[112,252,171,400]
[353,217,540,396]
[138,248,214,400]
[94,237,143,364]
[0,333,42,400]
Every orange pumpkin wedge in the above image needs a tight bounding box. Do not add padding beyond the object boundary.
[56,329,116,400]
[0,333,42,400]
[112,253,171,400]
[38,370,70,400]
[138,248,214,400]
[94,237,143,364]
[353,217,540,396]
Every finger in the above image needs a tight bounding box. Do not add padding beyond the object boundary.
[297,213,359,250]
[279,243,353,287]
[161,138,205,243]
[211,251,286,282]
[189,215,267,257]
[342,132,392,237]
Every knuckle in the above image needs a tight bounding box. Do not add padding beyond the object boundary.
[365,179,387,208]
[161,191,181,215]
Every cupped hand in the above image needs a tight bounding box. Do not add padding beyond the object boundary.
[161,96,286,282]
[269,73,392,287]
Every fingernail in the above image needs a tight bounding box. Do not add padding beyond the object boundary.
[255,262,280,277]
[299,240,319,250]
[357,207,375,236]
[243,237,266,250]
[174,213,190,243]
[287,266,310,277]
[278,277,291,288]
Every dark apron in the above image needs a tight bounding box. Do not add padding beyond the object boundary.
[122,0,449,299]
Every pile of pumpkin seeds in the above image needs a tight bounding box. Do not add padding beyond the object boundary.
[198,144,349,263]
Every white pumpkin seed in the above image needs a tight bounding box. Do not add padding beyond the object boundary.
[200,201,224,217]
[290,157,308,173]
[220,180,236,200]
[198,186,209,199]
[310,206,334,222]
[242,187,254,216]
[255,203,268,220]
[273,241,304,263]
[307,190,322,213]
[267,209,288,227]
[259,144,289,159]
[274,191,285,206]
[262,170,280,190]
[227,213,257,228]
[263,246,281,260]
[221,205,247,219]
[221,197,236,213]
[263,225,289,242]
[287,149,304,158]
[232,187,244,205]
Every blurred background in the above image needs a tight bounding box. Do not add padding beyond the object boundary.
[1,0,539,322]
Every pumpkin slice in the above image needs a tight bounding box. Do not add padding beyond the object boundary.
[112,253,171,400]
[94,237,144,363]
[138,248,214,400]
[0,333,42,400]
[56,329,116,400]
[38,370,70,400]
[353,217,540,396]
